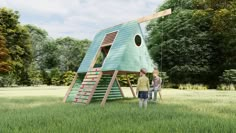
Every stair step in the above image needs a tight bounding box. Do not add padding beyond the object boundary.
[74,98,87,103]
[80,84,94,87]
[83,78,98,82]
[75,95,89,100]
[90,68,101,72]
[81,81,96,85]
[77,92,91,96]
[86,71,101,75]
[78,88,93,92]
[79,87,94,91]
[80,84,95,89]
[68,67,103,104]
[85,75,100,78]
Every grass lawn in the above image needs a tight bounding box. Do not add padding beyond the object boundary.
[0,86,236,133]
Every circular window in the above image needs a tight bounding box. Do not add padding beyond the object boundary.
[135,35,142,47]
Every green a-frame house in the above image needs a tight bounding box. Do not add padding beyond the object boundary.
[63,9,171,106]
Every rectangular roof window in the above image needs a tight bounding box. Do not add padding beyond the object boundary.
[101,31,118,46]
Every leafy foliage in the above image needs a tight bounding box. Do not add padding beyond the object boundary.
[178,83,208,90]
[50,68,62,86]
[62,71,76,86]
[28,64,43,86]
[159,72,169,85]
[0,33,11,73]
[55,37,90,71]
[0,7,92,86]
[25,24,50,69]
[0,8,32,85]
[219,69,236,84]
[40,70,51,85]
[217,84,235,91]
[117,74,138,86]
[0,72,16,87]
[147,0,236,86]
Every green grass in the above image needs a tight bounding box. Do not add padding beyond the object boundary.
[0,87,236,133]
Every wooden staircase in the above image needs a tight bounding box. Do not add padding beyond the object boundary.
[74,67,102,104]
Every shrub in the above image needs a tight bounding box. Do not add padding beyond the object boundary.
[41,70,51,85]
[117,74,138,87]
[178,84,208,90]
[117,72,169,87]
[219,69,236,84]
[29,70,43,86]
[217,84,235,91]
[50,68,62,86]
[0,72,16,87]
[159,72,169,87]
[62,71,76,86]
[28,65,43,86]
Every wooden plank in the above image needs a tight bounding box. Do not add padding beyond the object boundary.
[101,43,112,47]
[74,98,87,103]
[126,74,136,98]
[86,71,103,104]
[63,73,78,103]
[101,31,118,45]
[101,70,118,107]
[90,67,101,71]
[85,75,100,78]
[100,9,172,31]
[81,81,96,85]
[80,85,94,89]
[77,91,91,96]
[86,71,101,75]
[75,95,89,100]
[137,9,172,23]
[78,88,93,92]
[83,78,97,82]
[88,49,101,70]
[115,78,124,97]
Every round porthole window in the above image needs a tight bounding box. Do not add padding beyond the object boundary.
[135,35,142,47]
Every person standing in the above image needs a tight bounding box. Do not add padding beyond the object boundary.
[149,67,162,101]
[136,68,150,108]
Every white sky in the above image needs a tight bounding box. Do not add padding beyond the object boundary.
[1,0,165,40]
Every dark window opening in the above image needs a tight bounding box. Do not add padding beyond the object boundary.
[135,35,142,46]
[94,46,111,67]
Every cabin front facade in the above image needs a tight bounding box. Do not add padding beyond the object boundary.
[63,9,171,106]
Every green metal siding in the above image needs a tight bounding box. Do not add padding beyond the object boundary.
[77,21,154,73]
[102,21,154,72]
[66,77,82,102]
[92,74,122,101]
[77,24,123,73]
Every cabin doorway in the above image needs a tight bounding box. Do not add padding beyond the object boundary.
[94,31,118,68]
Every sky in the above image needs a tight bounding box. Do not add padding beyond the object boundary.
[1,0,165,40]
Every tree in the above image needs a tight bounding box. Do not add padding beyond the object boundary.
[40,40,60,69]
[55,37,90,71]
[0,32,11,73]
[146,0,236,86]
[25,24,49,69]
[0,7,32,85]
[211,1,236,71]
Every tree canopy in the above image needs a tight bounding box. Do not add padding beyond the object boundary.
[0,7,91,86]
[147,0,236,86]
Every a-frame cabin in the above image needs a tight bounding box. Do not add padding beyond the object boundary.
[63,9,171,106]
